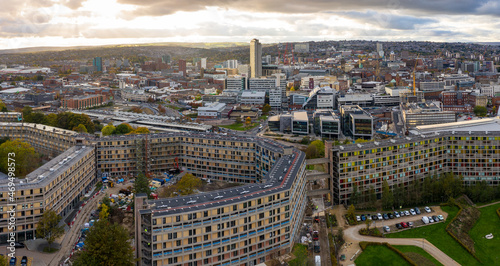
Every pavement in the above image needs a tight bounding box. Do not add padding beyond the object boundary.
[341,206,460,266]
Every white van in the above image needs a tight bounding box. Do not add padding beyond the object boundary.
[421,216,429,224]
[315,255,321,266]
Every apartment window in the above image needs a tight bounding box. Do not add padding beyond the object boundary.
[206,250,212,256]
[206,226,212,233]
[176,240,181,246]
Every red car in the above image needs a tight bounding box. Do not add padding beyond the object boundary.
[400,222,408,228]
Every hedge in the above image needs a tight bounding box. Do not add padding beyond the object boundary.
[497,207,500,219]
[328,233,337,266]
[358,242,417,266]
[444,201,482,262]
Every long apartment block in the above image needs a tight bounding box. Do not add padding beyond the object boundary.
[329,131,500,205]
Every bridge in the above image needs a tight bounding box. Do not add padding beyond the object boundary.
[307,189,330,197]
[306,158,329,165]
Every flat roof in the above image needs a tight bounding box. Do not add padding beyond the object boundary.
[414,117,500,134]
[293,111,308,121]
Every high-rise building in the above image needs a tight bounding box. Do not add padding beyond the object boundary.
[376,42,383,54]
[93,57,102,72]
[178,59,186,77]
[250,39,262,78]
[161,54,171,64]
[200,58,207,69]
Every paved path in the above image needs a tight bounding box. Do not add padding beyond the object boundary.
[343,208,460,266]
[477,200,500,208]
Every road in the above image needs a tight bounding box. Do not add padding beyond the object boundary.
[48,190,107,265]
[343,208,460,266]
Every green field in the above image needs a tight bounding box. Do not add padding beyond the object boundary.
[393,245,443,266]
[220,122,259,131]
[288,244,309,266]
[469,203,500,265]
[355,245,411,266]
[387,205,481,265]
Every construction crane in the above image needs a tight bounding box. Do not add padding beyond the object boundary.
[413,54,419,96]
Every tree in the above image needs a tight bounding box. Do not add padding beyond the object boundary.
[35,209,64,250]
[99,203,109,220]
[305,144,318,159]
[0,140,41,177]
[177,173,202,195]
[115,123,133,135]
[72,219,134,266]
[368,185,376,207]
[262,104,271,115]
[134,172,151,196]
[382,180,394,209]
[235,117,242,124]
[72,124,88,133]
[102,124,116,136]
[0,99,7,112]
[245,117,252,127]
[46,113,58,127]
[131,127,149,134]
[130,106,142,113]
[310,140,325,157]
[158,104,166,114]
[347,204,356,221]
[474,106,487,117]
[351,183,360,205]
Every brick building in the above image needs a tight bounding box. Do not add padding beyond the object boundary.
[61,94,107,109]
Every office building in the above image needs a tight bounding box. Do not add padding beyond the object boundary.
[401,102,456,130]
[339,105,373,140]
[197,103,226,119]
[225,76,247,91]
[313,110,340,139]
[269,87,285,110]
[302,87,336,110]
[93,57,102,72]
[223,60,238,69]
[179,60,187,77]
[250,39,262,78]
[161,55,171,64]
[200,58,207,69]
[248,76,286,92]
[240,91,266,106]
[291,111,309,135]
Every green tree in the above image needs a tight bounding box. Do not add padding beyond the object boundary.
[134,172,151,196]
[351,183,360,205]
[0,255,8,266]
[35,209,64,250]
[473,105,487,117]
[72,219,134,266]
[46,113,58,127]
[72,124,88,133]
[310,140,325,157]
[115,123,133,135]
[347,204,356,221]
[368,185,376,207]
[382,180,394,209]
[305,144,318,159]
[0,140,41,177]
[0,99,7,112]
[235,117,242,124]
[177,173,202,195]
[102,124,116,136]
[262,104,271,115]
[131,127,149,134]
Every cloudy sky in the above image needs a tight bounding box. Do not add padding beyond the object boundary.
[1,0,499,49]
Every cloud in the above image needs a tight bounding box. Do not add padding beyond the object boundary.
[332,11,437,30]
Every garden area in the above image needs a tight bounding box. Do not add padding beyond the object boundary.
[468,203,500,265]
[393,245,443,266]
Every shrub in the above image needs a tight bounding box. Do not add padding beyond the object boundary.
[359,228,383,237]
[445,200,482,262]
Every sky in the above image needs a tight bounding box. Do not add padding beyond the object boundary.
[0,0,499,49]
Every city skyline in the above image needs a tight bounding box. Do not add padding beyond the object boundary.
[1,0,500,50]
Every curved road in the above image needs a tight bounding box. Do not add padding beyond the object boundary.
[344,223,460,266]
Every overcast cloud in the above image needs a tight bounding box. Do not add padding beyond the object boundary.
[0,0,499,49]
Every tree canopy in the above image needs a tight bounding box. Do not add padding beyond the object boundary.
[101,124,116,136]
[35,209,64,250]
[134,172,151,196]
[0,140,41,177]
[0,99,7,112]
[22,108,96,133]
[114,123,133,135]
[473,106,487,117]
[72,219,134,266]
[177,173,202,195]
[262,104,271,115]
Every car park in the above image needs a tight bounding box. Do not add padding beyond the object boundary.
[401,222,408,228]
[410,209,416,215]
[394,211,400,218]
[356,216,361,222]
[395,223,403,229]
[415,207,421,214]
[377,213,383,220]
[383,213,389,220]
[383,226,390,232]
[425,206,431,213]
[437,215,444,221]
[404,210,410,216]
[361,214,366,221]
[388,213,394,219]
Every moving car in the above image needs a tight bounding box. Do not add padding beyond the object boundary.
[383,226,390,232]
[314,241,320,253]
[425,206,431,213]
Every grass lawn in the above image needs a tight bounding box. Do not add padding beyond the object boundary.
[387,205,481,266]
[393,245,443,266]
[469,202,500,265]
[355,245,411,266]
[220,122,259,131]
[288,244,309,266]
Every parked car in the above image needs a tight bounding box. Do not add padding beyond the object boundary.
[314,241,320,253]
[428,216,434,223]
[401,222,408,228]
[361,214,366,221]
[21,256,27,266]
[383,226,390,232]
[394,211,400,218]
[9,257,15,266]
[432,215,439,222]
[415,207,421,214]
[383,213,389,220]
[410,209,416,215]
[425,206,431,213]
[356,216,361,222]
[377,213,383,220]
[404,210,410,216]
[367,215,372,221]
[372,215,378,220]
[312,231,319,241]
[437,215,444,221]
[13,242,24,248]
[408,221,414,227]
[400,211,405,217]
[421,216,429,224]
[395,223,403,229]
[388,213,394,219]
